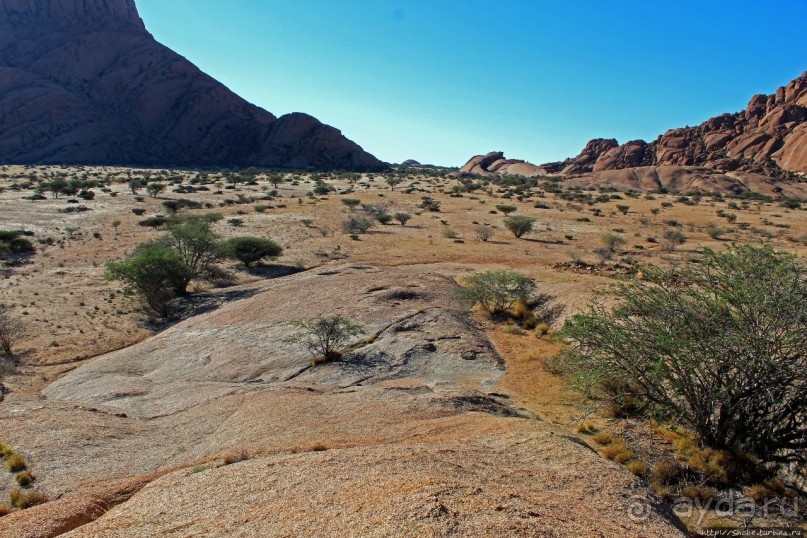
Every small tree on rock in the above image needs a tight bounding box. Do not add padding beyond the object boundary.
[284,315,365,364]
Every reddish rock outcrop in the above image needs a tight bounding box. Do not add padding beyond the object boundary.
[0,0,383,169]
[560,138,618,175]
[457,151,549,177]
[592,72,807,175]
[458,72,807,183]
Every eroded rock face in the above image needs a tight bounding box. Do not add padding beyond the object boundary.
[590,72,807,175]
[457,151,549,177]
[560,138,618,175]
[0,0,383,169]
[0,264,685,538]
[458,72,807,180]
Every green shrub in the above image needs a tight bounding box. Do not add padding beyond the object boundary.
[218,237,282,267]
[557,245,807,465]
[495,204,518,216]
[457,270,535,315]
[9,489,48,509]
[601,232,626,252]
[342,217,374,235]
[6,454,26,472]
[105,243,194,317]
[503,216,536,238]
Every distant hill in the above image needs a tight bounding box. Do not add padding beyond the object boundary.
[0,0,383,169]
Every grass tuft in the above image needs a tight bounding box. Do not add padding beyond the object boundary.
[9,489,48,509]
[15,471,33,486]
[6,454,26,473]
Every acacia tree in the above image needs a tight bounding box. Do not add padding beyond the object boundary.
[503,216,536,239]
[386,177,403,191]
[457,270,535,314]
[219,236,282,267]
[162,217,220,286]
[105,243,194,317]
[558,245,807,464]
[284,316,365,364]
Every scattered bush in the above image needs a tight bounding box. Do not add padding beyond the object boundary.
[663,229,687,250]
[15,470,33,486]
[218,237,282,267]
[503,216,536,238]
[601,232,626,253]
[625,460,650,477]
[457,270,535,315]
[342,217,374,235]
[0,307,17,358]
[475,225,493,242]
[393,212,411,226]
[105,243,194,317]
[495,204,518,216]
[593,432,613,445]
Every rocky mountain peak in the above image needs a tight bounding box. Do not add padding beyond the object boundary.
[0,0,145,30]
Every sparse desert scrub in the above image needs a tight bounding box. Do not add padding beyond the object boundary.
[223,449,251,465]
[600,232,626,253]
[495,204,518,216]
[393,212,411,226]
[592,432,612,445]
[624,460,649,477]
[557,245,807,467]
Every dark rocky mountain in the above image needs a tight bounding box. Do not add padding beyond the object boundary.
[0,0,383,169]
[460,72,807,180]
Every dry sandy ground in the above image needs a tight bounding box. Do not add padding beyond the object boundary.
[1,165,805,535]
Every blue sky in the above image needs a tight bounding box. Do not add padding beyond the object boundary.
[136,1,807,166]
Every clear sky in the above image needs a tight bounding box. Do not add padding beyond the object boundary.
[136,1,807,167]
